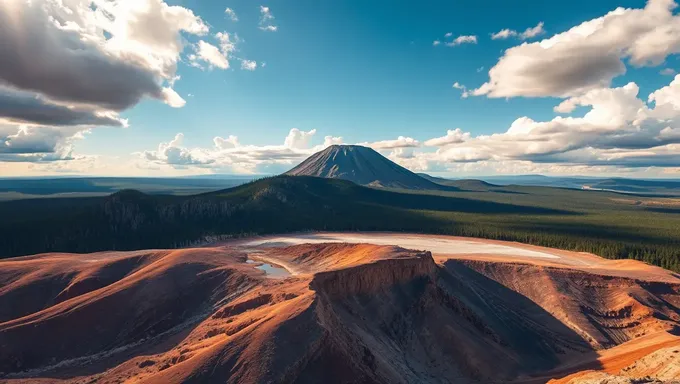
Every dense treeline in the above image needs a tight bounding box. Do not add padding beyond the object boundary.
[1,176,679,272]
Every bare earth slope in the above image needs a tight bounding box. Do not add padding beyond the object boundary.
[2,234,680,383]
[284,144,445,190]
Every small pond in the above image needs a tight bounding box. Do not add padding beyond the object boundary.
[246,258,291,278]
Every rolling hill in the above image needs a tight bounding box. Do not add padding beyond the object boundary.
[418,173,507,191]
[0,175,678,272]
[285,144,445,190]
[0,176,564,259]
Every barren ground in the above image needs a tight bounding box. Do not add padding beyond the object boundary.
[1,233,679,383]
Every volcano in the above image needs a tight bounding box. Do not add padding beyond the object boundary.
[285,144,444,190]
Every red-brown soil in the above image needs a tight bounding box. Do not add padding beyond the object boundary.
[1,235,680,383]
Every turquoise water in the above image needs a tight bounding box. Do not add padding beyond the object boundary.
[246,258,291,278]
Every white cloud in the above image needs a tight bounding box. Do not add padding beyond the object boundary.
[433,40,441,46]
[0,124,86,162]
[0,0,210,163]
[161,87,187,108]
[189,32,240,70]
[284,128,317,149]
[361,136,420,150]
[445,35,478,47]
[143,133,214,166]
[490,29,517,40]
[192,41,229,69]
[520,22,545,39]
[259,6,278,31]
[213,135,240,150]
[225,8,238,22]
[241,60,258,71]
[216,32,239,55]
[661,68,677,75]
[323,136,343,146]
[475,0,680,98]
[452,82,470,98]
[0,0,207,112]
[190,32,240,71]
[141,128,340,173]
[140,70,680,176]
[491,22,545,40]
[420,78,680,169]
[424,129,471,146]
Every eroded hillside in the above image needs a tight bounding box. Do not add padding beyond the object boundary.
[1,238,680,383]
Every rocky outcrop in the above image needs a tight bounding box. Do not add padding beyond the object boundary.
[310,251,436,297]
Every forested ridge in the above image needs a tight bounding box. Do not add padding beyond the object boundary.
[1,176,679,271]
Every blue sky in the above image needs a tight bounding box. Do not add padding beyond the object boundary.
[2,0,680,177]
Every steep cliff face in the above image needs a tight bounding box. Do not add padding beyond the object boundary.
[453,260,680,349]
[310,251,436,297]
[3,243,680,383]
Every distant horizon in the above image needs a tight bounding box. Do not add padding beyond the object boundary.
[1,173,678,181]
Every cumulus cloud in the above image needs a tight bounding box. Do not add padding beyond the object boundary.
[192,41,229,69]
[490,29,516,40]
[475,0,680,98]
[214,135,240,150]
[0,88,127,127]
[284,128,317,149]
[661,68,677,75]
[0,124,86,162]
[323,136,344,147]
[491,22,545,40]
[424,129,471,146]
[0,0,210,163]
[361,136,420,150]
[241,60,258,71]
[161,87,187,108]
[445,35,478,47]
[259,6,278,31]
[433,40,441,46]
[143,133,214,166]
[421,78,680,169]
[0,0,206,111]
[141,128,341,173]
[189,33,239,70]
[225,8,238,22]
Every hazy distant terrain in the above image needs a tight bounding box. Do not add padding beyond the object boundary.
[1,175,679,272]
[442,174,680,196]
[1,145,678,270]
[0,176,257,200]
[2,173,677,202]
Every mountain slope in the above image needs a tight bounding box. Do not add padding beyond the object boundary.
[285,145,445,190]
[418,173,504,191]
[1,176,570,259]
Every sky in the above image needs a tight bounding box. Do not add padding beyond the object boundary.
[1,0,680,178]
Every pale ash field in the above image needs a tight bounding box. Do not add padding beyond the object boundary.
[232,232,680,283]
